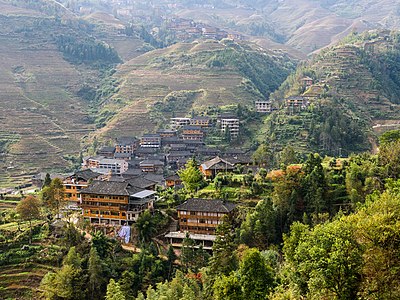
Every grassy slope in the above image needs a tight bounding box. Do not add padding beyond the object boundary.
[93,40,295,140]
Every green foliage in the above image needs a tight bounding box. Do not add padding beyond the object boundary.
[379,129,400,145]
[106,278,126,300]
[40,247,87,300]
[40,178,66,218]
[178,158,206,193]
[56,35,121,65]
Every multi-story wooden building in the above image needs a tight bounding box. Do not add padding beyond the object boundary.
[181,126,204,141]
[140,134,161,148]
[63,170,102,207]
[115,137,138,154]
[189,116,211,128]
[166,198,236,250]
[219,117,240,138]
[170,117,191,129]
[79,180,156,225]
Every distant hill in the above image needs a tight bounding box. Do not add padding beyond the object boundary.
[175,0,400,54]
[92,39,295,141]
[259,30,400,157]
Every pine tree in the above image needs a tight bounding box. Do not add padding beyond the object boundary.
[106,279,126,300]
[88,247,104,299]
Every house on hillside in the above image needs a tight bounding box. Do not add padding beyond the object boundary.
[139,160,164,173]
[181,126,204,141]
[165,198,236,250]
[79,180,156,225]
[218,116,240,138]
[115,137,138,154]
[190,116,212,128]
[300,76,313,87]
[255,100,272,113]
[200,156,235,179]
[165,174,182,188]
[83,156,129,175]
[140,134,161,148]
[97,146,116,158]
[170,117,191,129]
[63,170,102,207]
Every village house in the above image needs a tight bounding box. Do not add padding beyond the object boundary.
[140,134,161,148]
[219,116,240,138]
[166,151,193,164]
[170,117,191,129]
[181,126,205,141]
[63,169,102,207]
[79,180,156,225]
[83,156,129,175]
[189,116,212,128]
[300,76,313,87]
[286,96,308,112]
[255,100,272,113]
[139,159,164,173]
[165,198,236,250]
[200,156,236,179]
[114,152,132,161]
[156,129,177,138]
[165,174,182,188]
[115,137,138,154]
[97,146,116,158]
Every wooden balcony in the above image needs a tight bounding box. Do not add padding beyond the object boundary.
[80,204,122,211]
[83,212,126,220]
[181,221,219,228]
[80,197,128,204]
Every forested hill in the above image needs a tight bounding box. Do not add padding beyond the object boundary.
[259,30,400,157]
[92,39,295,140]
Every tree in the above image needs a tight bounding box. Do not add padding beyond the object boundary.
[43,173,52,187]
[16,195,41,243]
[279,146,298,167]
[178,158,206,193]
[106,279,126,300]
[40,247,87,300]
[40,178,66,218]
[239,248,275,300]
[252,143,272,168]
[213,273,243,300]
[135,210,157,245]
[166,245,177,280]
[88,247,104,299]
[210,215,238,276]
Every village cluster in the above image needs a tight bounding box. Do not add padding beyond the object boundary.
[25,89,318,249]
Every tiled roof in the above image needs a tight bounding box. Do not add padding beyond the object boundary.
[201,156,235,170]
[72,169,102,181]
[176,198,236,213]
[126,176,157,189]
[79,181,141,196]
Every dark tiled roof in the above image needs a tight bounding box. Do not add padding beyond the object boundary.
[168,151,192,157]
[141,134,161,138]
[182,126,204,131]
[116,136,138,145]
[166,174,181,181]
[80,181,141,196]
[98,146,115,153]
[140,160,164,166]
[176,198,236,213]
[70,169,101,181]
[126,176,157,189]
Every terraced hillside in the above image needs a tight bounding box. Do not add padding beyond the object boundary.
[93,39,295,141]
[175,0,400,54]
[0,0,143,188]
[259,31,400,156]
